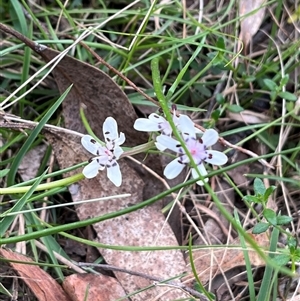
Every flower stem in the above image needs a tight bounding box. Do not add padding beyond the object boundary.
[0,173,84,195]
[122,141,155,157]
[151,57,203,180]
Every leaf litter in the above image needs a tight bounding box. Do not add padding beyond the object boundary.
[0,248,72,301]
[239,0,267,53]
[1,1,300,300]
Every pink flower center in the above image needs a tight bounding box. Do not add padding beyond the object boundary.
[179,138,207,165]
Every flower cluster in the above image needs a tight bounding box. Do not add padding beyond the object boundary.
[134,112,228,185]
[81,112,228,187]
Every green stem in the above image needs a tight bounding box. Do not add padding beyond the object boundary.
[0,173,84,195]
[151,57,204,181]
[121,141,155,157]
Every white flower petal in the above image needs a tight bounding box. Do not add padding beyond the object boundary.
[115,132,125,146]
[82,160,100,178]
[164,158,185,179]
[148,113,167,123]
[103,117,118,141]
[155,141,167,151]
[156,135,180,153]
[205,151,228,165]
[81,135,101,155]
[191,164,208,186]
[178,114,196,139]
[172,111,180,126]
[114,146,124,159]
[202,129,218,147]
[149,113,173,135]
[134,118,162,132]
[107,163,122,186]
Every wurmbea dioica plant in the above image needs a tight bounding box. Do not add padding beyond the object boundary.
[133,111,179,136]
[155,114,228,185]
[81,112,228,187]
[81,117,125,187]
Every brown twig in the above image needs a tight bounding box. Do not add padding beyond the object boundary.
[78,262,210,300]
[78,41,160,107]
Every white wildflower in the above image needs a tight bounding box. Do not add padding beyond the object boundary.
[156,114,228,185]
[81,117,125,187]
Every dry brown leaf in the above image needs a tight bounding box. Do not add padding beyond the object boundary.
[183,230,270,286]
[239,0,267,53]
[0,248,72,301]
[18,145,48,181]
[227,110,270,124]
[63,274,129,301]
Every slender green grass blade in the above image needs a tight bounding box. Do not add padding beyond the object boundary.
[256,226,280,301]
[9,0,27,35]
[234,209,255,301]
[6,85,73,186]
[19,22,32,117]
[0,169,48,237]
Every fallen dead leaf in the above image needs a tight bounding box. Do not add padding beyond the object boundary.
[0,248,72,301]
[227,110,270,124]
[239,0,267,52]
[18,145,48,181]
[183,230,270,287]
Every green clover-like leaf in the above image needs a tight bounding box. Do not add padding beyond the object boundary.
[253,222,269,234]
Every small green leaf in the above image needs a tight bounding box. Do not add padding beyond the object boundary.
[278,91,297,101]
[216,37,225,50]
[276,215,293,225]
[286,101,295,113]
[263,209,277,226]
[197,85,212,97]
[253,222,269,234]
[263,186,276,201]
[263,78,277,91]
[254,178,266,196]
[287,237,297,249]
[216,93,225,104]
[280,74,289,86]
[0,169,10,177]
[227,104,244,113]
[207,51,218,60]
[243,195,261,203]
[270,90,277,101]
[292,249,300,261]
[244,75,256,83]
[211,109,220,121]
[272,254,290,266]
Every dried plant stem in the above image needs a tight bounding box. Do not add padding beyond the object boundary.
[77,262,210,300]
